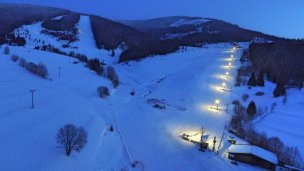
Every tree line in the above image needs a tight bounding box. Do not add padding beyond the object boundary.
[249,41,304,87]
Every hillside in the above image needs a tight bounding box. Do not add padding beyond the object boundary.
[249,41,304,85]
[0,3,293,63]
[0,2,304,171]
[1,41,263,170]
[0,45,129,170]
[121,16,283,46]
[0,3,69,44]
[90,15,179,62]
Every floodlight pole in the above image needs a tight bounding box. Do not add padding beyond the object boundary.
[58,67,62,77]
[29,90,36,108]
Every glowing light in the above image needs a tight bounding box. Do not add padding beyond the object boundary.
[215,99,220,110]
[199,103,224,116]
[226,72,229,75]
[229,62,232,66]
[233,47,236,50]
[210,84,225,93]
[222,83,226,87]
[230,54,234,58]
[180,130,203,144]
[214,74,228,81]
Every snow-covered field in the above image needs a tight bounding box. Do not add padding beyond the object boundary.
[0,14,280,171]
[111,44,239,170]
[232,81,304,158]
[0,45,131,170]
[1,43,259,171]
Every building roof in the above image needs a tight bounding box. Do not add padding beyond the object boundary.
[283,164,304,171]
[228,144,278,164]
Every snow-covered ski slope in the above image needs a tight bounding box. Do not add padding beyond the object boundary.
[1,43,262,171]
[0,46,131,170]
[108,43,266,171]
[1,14,269,170]
[13,15,120,62]
[110,44,248,171]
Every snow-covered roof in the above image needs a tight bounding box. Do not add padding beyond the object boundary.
[283,164,304,171]
[228,144,278,164]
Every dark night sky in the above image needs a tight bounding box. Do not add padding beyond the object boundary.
[1,0,303,39]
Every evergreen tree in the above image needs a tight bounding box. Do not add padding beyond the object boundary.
[273,84,286,97]
[297,80,303,90]
[247,72,256,87]
[111,49,115,57]
[247,101,257,117]
[256,71,265,87]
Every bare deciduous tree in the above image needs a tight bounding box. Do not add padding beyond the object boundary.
[283,95,287,105]
[270,102,277,113]
[97,86,110,98]
[106,66,116,81]
[11,54,19,62]
[112,74,119,88]
[106,66,120,88]
[56,124,87,156]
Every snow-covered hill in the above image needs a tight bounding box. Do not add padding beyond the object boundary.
[0,36,268,170]
[0,46,129,170]
[2,11,302,170]
[13,15,119,62]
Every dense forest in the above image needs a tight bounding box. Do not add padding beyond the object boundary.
[119,39,179,62]
[90,15,179,62]
[176,20,280,46]
[41,12,80,31]
[90,15,148,50]
[123,17,283,47]
[41,12,80,42]
[249,41,304,86]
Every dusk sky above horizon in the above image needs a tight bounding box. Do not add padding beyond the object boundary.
[1,0,303,39]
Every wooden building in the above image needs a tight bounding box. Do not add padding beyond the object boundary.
[228,144,278,171]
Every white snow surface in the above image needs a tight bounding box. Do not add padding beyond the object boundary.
[0,46,130,170]
[52,15,66,20]
[14,22,66,48]
[103,43,263,171]
[163,26,203,40]
[13,15,120,62]
[232,81,304,158]
[170,18,210,27]
[1,16,271,170]
[228,144,278,164]
[70,16,122,62]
